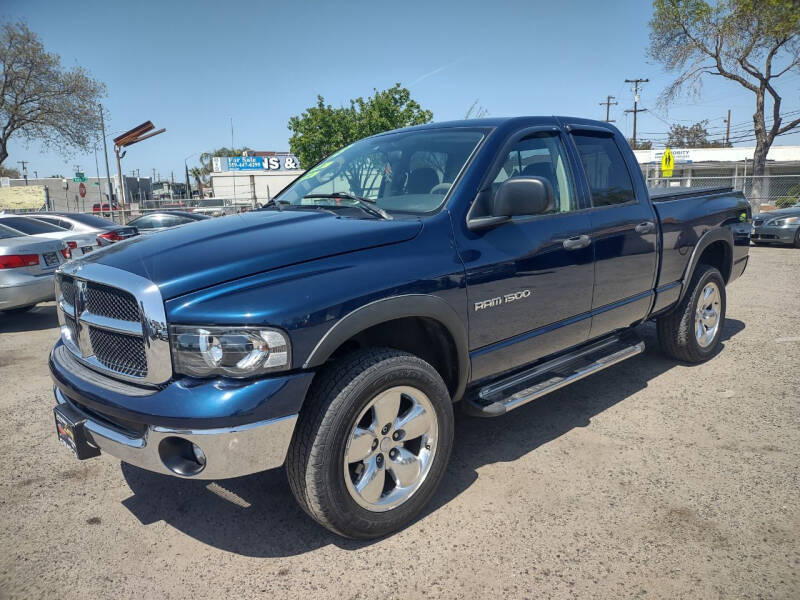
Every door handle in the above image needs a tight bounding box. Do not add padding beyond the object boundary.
[562,234,591,250]
[635,221,655,234]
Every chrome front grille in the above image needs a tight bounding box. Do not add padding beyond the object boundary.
[55,263,171,385]
[88,328,148,377]
[86,282,141,321]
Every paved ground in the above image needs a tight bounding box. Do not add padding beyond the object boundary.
[0,246,798,599]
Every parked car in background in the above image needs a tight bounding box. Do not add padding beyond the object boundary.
[92,203,120,217]
[126,210,209,233]
[751,202,800,247]
[31,212,139,247]
[189,198,232,217]
[0,223,68,313]
[0,215,98,257]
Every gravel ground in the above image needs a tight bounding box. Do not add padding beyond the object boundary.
[1,246,798,600]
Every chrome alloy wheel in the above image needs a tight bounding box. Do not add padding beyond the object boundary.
[695,281,722,347]
[343,386,438,512]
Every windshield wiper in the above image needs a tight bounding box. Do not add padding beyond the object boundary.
[303,193,392,220]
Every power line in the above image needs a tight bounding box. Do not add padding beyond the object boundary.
[624,78,649,150]
[599,95,618,123]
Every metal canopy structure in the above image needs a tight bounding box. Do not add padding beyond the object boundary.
[113,121,166,210]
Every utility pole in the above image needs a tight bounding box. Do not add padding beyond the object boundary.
[724,109,731,147]
[17,160,29,185]
[599,95,617,123]
[99,104,113,205]
[624,78,649,150]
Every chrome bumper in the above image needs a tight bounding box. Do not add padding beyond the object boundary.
[54,387,297,479]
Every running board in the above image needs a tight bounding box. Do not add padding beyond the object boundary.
[464,333,645,417]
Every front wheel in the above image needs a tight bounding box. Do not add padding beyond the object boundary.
[657,264,726,363]
[286,348,454,539]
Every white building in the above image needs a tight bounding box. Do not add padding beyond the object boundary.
[634,145,800,206]
[208,152,303,207]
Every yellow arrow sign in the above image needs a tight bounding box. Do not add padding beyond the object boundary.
[661,147,674,177]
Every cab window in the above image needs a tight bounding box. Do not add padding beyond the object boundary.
[491,132,577,213]
[571,133,636,206]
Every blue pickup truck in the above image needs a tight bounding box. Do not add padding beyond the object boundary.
[50,117,750,538]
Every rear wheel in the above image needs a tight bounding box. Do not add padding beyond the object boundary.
[286,348,454,539]
[657,264,726,363]
[794,229,800,249]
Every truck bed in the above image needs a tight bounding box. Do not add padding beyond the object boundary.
[648,186,733,201]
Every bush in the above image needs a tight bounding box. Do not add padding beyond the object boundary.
[775,183,800,208]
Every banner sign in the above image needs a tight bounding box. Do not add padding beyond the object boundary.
[648,148,692,165]
[213,154,300,172]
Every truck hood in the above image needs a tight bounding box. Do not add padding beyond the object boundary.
[82,210,422,299]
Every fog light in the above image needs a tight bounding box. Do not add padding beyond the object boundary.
[158,436,207,476]
[192,443,206,466]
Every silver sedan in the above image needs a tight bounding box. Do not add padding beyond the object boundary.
[0,224,68,313]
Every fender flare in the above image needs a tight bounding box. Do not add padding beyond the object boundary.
[303,294,470,402]
[677,226,733,304]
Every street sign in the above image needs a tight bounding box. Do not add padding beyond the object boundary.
[72,177,87,182]
[661,148,674,177]
[75,171,84,179]
[78,183,86,198]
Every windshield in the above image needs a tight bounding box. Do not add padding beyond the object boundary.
[275,128,485,214]
[0,216,65,234]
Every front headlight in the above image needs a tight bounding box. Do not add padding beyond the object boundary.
[770,216,800,226]
[170,325,290,378]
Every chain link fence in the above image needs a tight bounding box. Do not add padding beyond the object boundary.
[645,174,800,209]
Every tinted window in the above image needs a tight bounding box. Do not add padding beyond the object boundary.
[34,216,73,230]
[129,215,158,228]
[0,223,22,239]
[61,213,115,227]
[572,133,636,206]
[0,216,65,234]
[491,132,576,213]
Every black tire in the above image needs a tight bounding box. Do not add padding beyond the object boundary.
[752,241,769,246]
[794,229,800,249]
[657,264,726,363]
[2,304,36,314]
[286,347,454,539]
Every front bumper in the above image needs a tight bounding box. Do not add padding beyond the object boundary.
[0,273,54,310]
[55,387,297,479]
[752,224,799,244]
[49,340,314,479]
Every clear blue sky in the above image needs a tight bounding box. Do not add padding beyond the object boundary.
[4,0,800,180]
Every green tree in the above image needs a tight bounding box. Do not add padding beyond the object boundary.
[189,167,205,197]
[648,0,800,211]
[666,120,726,147]
[287,84,433,170]
[0,22,105,166]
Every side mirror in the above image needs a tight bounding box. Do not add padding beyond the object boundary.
[493,176,554,218]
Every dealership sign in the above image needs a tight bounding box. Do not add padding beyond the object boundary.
[212,154,300,172]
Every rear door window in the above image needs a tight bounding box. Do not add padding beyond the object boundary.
[571,133,636,206]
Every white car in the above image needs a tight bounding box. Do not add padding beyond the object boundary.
[0,215,99,257]
[0,223,68,312]
[30,212,139,246]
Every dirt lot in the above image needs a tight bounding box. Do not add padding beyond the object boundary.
[0,246,798,599]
